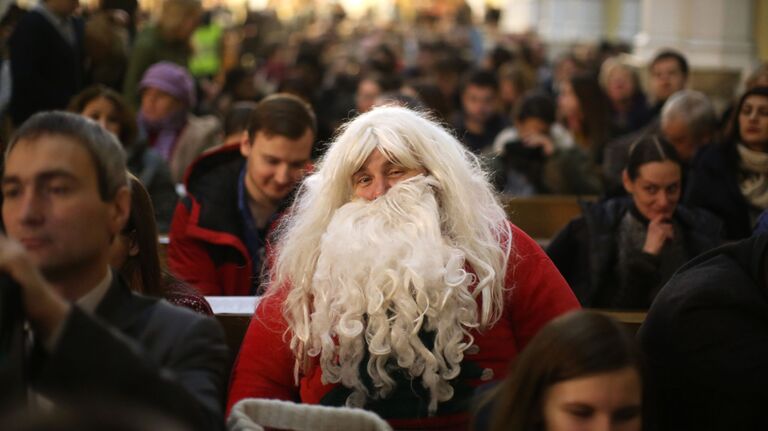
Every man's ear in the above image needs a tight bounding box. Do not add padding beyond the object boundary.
[622,169,634,194]
[239,132,252,158]
[109,186,132,237]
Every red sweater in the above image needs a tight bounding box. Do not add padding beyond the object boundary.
[227,224,579,429]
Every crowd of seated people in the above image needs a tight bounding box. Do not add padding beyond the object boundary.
[0,1,768,429]
[547,136,722,309]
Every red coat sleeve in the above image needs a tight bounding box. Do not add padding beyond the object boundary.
[167,201,223,296]
[506,224,581,350]
[226,291,298,414]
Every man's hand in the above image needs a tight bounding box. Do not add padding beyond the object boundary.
[643,217,674,256]
[0,236,70,339]
[521,133,556,157]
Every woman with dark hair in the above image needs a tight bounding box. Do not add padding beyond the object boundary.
[474,310,644,431]
[685,86,768,240]
[547,135,722,308]
[69,84,177,232]
[110,174,211,315]
[558,72,614,165]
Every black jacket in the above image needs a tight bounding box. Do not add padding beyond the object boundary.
[547,197,722,308]
[9,9,85,125]
[639,234,768,431]
[684,141,753,240]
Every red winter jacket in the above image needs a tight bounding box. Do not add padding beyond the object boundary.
[168,144,257,296]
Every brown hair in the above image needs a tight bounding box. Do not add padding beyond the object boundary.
[476,310,643,431]
[247,93,317,140]
[68,84,139,147]
[119,174,163,296]
[725,86,768,145]
[650,49,689,78]
[568,72,612,151]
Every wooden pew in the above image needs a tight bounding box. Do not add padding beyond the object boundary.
[501,195,596,246]
[591,309,647,336]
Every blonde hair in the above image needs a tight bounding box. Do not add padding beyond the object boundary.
[269,106,513,374]
[599,56,640,93]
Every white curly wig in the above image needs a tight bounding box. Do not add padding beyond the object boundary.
[268,106,513,411]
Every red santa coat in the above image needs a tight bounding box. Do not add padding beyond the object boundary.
[227,224,579,429]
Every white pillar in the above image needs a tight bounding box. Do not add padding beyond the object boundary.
[615,0,641,42]
[500,0,540,34]
[531,0,605,58]
[538,0,604,43]
[634,0,756,71]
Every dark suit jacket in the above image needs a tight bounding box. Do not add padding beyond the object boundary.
[28,275,229,431]
[8,9,85,125]
[639,234,768,430]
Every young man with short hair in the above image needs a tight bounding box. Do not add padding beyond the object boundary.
[648,49,689,117]
[452,69,507,154]
[168,93,316,296]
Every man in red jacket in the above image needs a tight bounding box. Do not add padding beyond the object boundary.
[167,94,315,296]
[227,106,579,429]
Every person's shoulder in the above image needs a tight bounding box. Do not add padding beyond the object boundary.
[580,197,629,227]
[164,282,214,315]
[650,235,767,314]
[676,204,723,235]
[132,25,159,45]
[508,222,536,250]
[183,143,243,192]
[186,113,222,134]
[149,296,222,336]
[491,127,518,154]
[691,142,734,170]
[10,9,48,38]
[18,8,46,24]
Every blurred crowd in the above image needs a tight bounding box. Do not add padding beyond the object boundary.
[1,1,768,429]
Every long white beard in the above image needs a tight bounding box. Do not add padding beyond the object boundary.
[306,175,479,414]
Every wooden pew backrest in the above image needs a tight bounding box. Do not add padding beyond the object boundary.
[502,195,596,242]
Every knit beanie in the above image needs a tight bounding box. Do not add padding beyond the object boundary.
[139,62,196,107]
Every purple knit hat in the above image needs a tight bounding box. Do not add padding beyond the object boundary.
[139,62,196,107]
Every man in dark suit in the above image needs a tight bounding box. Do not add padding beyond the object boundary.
[0,112,228,430]
[8,0,85,126]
